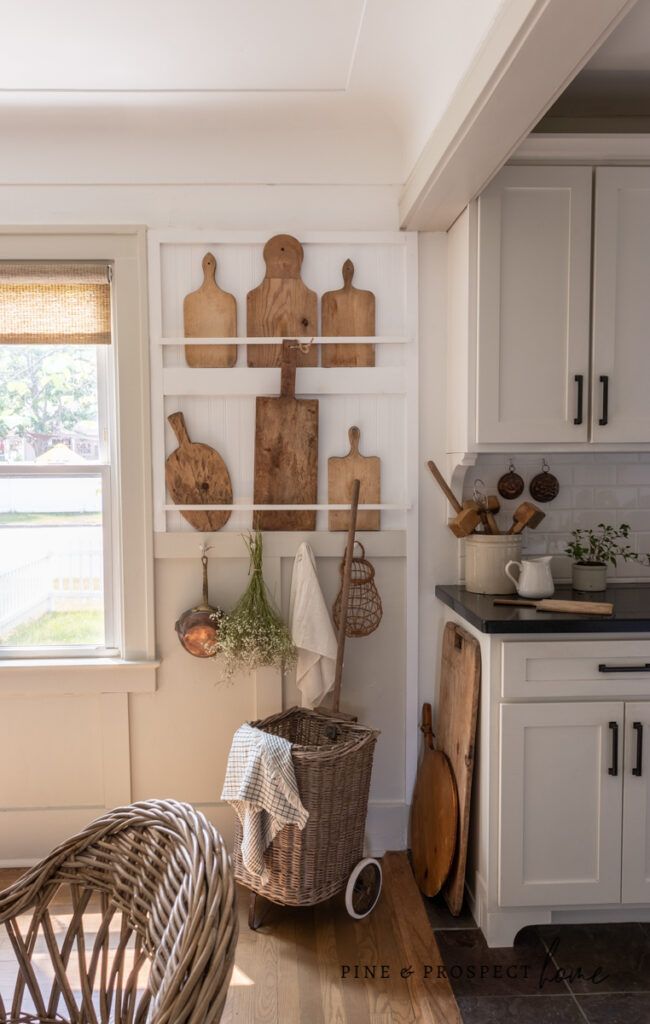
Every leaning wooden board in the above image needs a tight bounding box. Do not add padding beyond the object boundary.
[322,259,375,367]
[410,703,458,898]
[183,252,237,367]
[247,234,318,367]
[328,426,380,531]
[165,412,232,531]
[253,341,318,530]
[437,622,481,916]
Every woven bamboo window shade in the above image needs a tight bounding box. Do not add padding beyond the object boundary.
[0,262,112,344]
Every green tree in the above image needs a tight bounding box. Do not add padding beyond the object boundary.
[0,346,97,437]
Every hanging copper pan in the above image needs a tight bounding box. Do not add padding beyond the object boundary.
[175,550,223,658]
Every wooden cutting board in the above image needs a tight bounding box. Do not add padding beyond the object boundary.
[165,412,232,531]
[410,703,458,898]
[322,259,375,368]
[437,622,481,916]
[328,426,380,531]
[247,234,318,367]
[253,341,318,530]
[183,252,237,367]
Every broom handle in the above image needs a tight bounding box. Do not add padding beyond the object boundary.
[331,478,361,713]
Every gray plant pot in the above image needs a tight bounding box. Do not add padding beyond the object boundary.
[571,562,608,593]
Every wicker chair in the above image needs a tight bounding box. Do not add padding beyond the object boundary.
[0,799,238,1024]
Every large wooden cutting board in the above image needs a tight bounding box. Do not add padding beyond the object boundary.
[247,234,318,367]
[183,252,237,367]
[437,622,481,916]
[322,259,375,367]
[253,341,318,530]
[410,703,458,898]
[165,412,232,531]
[328,426,380,531]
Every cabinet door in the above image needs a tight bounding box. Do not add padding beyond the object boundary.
[477,166,591,443]
[623,702,650,903]
[499,702,623,908]
[592,168,650,442]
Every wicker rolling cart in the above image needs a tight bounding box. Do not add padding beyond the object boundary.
[234,480,383,928]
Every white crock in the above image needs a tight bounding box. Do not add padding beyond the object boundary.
[571,562,608,593]
[465,535,523,595]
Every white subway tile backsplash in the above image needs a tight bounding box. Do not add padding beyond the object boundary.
[464,453,650,582]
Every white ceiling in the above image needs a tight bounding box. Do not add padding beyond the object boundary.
[587,0,650,71]
[0,0,365,92]
[0,0,507,186]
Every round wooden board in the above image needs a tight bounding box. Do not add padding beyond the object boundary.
[410,747,458,898]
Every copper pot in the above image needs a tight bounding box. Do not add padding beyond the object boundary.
[175,554,223,658]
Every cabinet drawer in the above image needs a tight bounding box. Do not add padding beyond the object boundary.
[502,641,650,700]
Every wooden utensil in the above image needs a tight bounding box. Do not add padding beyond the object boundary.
[253,340,318,530]
[507,501,545,534]
[328,426,380,531]
[410,702,458,899]
[183,252,237,367]
[165,412,232,531]
[494,598,614,615]
[426,460,481,537]
[438,623,481,916]
[321,259,375,368]
[247,234,318,367]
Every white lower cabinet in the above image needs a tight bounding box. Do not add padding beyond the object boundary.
[499,701,623,908]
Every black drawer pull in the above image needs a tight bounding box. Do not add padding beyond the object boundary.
[599,375,609,426]
[609,721,619,777]
[633,722,644,777]
[599,663,650,673]
[573,374,584,425]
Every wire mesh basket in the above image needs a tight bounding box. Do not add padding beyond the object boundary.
[232,706,379,907]
[332,541,383,637]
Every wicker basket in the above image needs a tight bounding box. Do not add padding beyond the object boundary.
[233,707,379,906]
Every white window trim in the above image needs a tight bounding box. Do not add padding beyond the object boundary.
[0,227,157,691]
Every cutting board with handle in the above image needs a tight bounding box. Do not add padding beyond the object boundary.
[247,234,318,368]
[328,426,380,531]
[165,412,232,531]
[437,622,481,915]
[183,252,237,368]
[410,702,458,898]
[253,340,318,530]
[322,259,375,367]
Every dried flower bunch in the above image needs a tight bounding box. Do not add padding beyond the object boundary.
[217,530,296,678]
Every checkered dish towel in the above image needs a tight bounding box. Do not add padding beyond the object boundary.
[221,723,309,880]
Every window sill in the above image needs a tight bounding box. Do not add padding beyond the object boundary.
[0,658,159,695]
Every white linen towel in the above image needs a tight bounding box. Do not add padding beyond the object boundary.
[289,542,338,708]
[221,723,308,880]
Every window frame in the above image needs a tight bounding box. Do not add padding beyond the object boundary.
[0,228,156,686]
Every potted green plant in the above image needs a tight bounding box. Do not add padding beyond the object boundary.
[564,523,649,592]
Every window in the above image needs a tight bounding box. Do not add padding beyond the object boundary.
[0,263,118,656]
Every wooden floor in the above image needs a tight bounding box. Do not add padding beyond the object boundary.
[0,852,460,1024]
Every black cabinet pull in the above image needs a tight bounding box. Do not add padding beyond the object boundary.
[609,721,619,776]
[633,722,644,777]
[573,374,584,425]
[599,375,609,426]
[599,663,650,673]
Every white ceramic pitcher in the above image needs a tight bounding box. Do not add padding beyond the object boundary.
[505,556,554,599]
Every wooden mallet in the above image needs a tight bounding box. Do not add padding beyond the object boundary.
[507,501,545,535]
[427,461,481,537]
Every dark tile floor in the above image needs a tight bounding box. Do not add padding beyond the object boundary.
[422,894,650,1023]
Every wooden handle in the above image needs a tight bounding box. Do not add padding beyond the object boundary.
[494,598,537,608]
[168,411,191,448]
[421,702,434,750]
[331,478,361,712]
[538,599,613,616]
[201,252,217,285]
[427,460,463,514]
[348,425,361,454]
[342,259,354,288]
[280,340,298,398]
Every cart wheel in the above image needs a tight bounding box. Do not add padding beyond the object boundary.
[345,858,382,919]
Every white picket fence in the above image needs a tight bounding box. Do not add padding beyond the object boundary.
[0,550,103,636]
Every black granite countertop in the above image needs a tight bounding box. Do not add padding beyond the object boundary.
[435,583,650,634]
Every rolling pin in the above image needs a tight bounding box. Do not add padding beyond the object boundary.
[494,598,613,616]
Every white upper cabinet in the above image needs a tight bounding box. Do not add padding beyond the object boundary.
[476,166,592,444]
[592,168,650,443]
